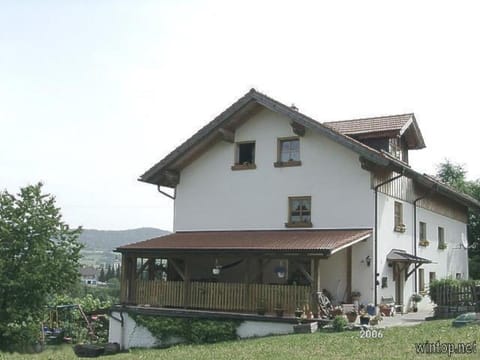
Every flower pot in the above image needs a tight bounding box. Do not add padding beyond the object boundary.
[257,308,266,315]
[360,316,370,325]
[346,313,357,323]
[295,309,304,318]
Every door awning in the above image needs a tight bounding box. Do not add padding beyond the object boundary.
[386,249,432,264]
[387,249,432,281]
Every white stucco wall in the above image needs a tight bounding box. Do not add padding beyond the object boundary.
[415,207,469,281]
[174,108,374,231]
[108,312,294,349]
[376,193,469,307]
[319,249,348,304]
[236,321,293,338]
[109,312,157,349]
[351,237,374,304]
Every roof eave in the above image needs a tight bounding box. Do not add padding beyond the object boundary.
[383,155,480,210]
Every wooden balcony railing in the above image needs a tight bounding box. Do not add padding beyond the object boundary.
[125,280,311,314]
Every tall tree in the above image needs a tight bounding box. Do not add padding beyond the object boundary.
[436,160,480,278]
[0,183,83,351]
[436,160,467,191]
[99,267,106,282]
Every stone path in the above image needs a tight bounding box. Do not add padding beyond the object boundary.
[378,309,434,328]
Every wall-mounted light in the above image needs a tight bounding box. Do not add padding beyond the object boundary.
[365,255,371,267]
[212,259,221,275]
[274,261,286,278]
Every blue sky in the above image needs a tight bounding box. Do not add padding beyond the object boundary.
[1,0,480,231]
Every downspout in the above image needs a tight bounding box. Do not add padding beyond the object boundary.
[374,171,404,306]
[412,185,437,293]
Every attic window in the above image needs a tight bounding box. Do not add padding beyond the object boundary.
[232,142,256,170]
[389,138,402,160]
[389,137,408,162]
[274,138,301,167]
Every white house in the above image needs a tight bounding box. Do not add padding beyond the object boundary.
[110,89,479,347]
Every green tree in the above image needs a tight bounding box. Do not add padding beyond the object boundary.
[106,264,113,281]
[436,160,467,191]
[436,160,480,278]
[0,183,83,351]
[98,267,106,282]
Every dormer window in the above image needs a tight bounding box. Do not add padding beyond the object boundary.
[389,137,408,162]
[231,141,256,170]
[274,138,301,167]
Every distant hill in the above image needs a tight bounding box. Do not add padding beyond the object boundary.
[78,227,170,252]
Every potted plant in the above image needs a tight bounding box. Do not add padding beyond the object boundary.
[346,309,357,323]
[359,305,370,325]
[411,293,422,312]
[369,314,383,326]
[419,239,430,247]
[379,303,393,316]
[294,306,304,319]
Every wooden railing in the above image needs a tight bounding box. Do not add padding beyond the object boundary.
[128,280,311,314]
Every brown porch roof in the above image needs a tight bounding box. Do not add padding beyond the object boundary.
[116,229,372,256]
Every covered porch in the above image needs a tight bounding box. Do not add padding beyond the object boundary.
[116,229,372,316]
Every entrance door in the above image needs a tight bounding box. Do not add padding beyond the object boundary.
[394,264,405,306]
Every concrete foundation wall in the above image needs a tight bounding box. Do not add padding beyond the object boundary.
[109,311,295,349]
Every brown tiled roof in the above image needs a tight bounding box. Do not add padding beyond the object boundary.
[116,229,372,256]
[323,114,413,136]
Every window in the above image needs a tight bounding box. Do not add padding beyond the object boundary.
[232,141,256,170]
[438,227,446,249]
[418,268,425,292]
[275,138,301,167]
[429,272,436,284]
[286,196,312,227]
[389,138,402,160]
[456,273,462,280]
[394,201,405,232]
[419,222,429,246]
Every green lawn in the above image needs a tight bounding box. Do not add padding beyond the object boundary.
[1,319,478,359]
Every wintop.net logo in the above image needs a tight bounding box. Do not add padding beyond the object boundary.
[415,340,477,357]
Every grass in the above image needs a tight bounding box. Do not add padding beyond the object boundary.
[0,319,478,359]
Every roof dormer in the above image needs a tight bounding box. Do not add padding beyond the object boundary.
[324,113,425,164]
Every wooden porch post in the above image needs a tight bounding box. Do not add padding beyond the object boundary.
[126,255,137,304]
[183,258,191,308]
[313,258,321,292]
[120,254,128,303]
[311,257,321,310]
[346,247,352,301]
[244,258,251,311]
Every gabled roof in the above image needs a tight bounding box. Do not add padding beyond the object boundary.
[324,114,426,149]
[139,88,389,186]
[79,266,97,277]
[116,229,373,256]
[139,89,480,211]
